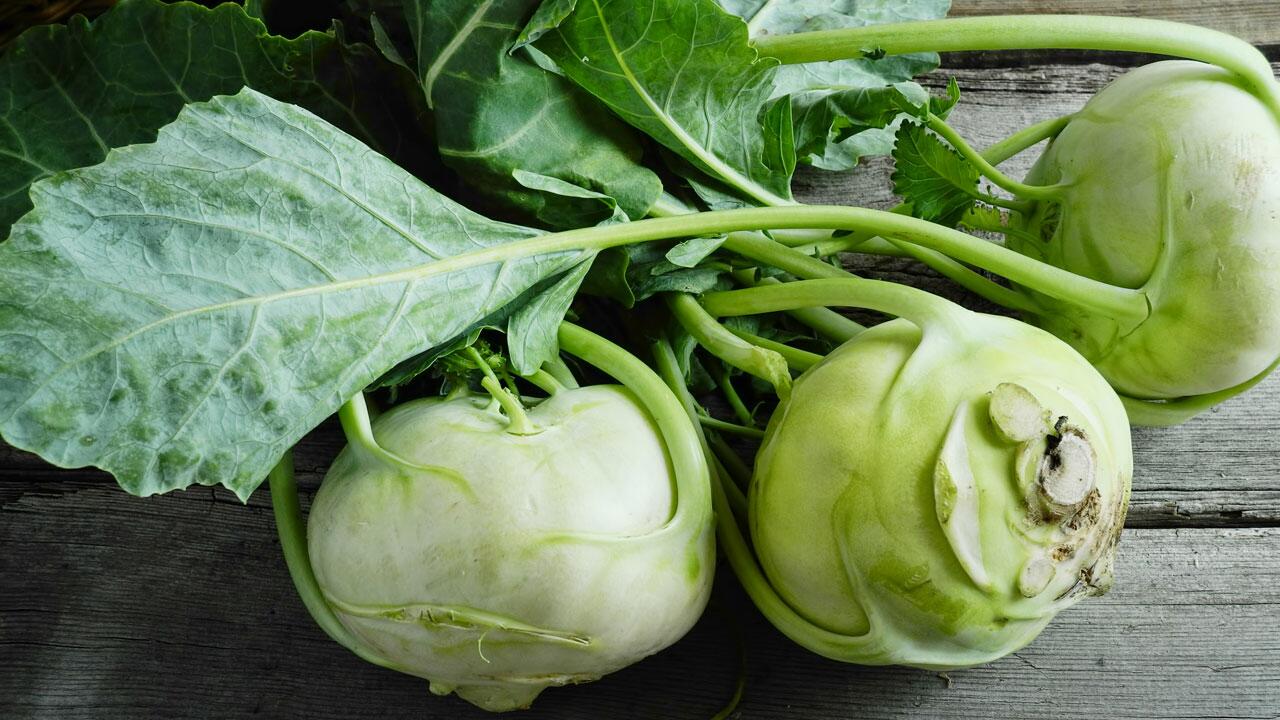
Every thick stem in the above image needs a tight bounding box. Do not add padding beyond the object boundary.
[556,323,712,535]
[720,213,1147,329]
[753,15,1280,117]
[543,356,580,389]
[702,277,953,329]
[470,347,537,435]
[726,327,823,371]
[522,368,565,396]
[882,239,1043,314]
[413,205,1139,329]
[267,452,402,672]
[737,273,865,342]
[982,114,1074,166]
[666,293,793,399]
[927,115,1066,201]
[651,340,880,662]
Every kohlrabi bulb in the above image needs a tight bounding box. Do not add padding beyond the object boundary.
[1012,60,1280,400]
[750,313,1132,668]
[308,385,713,712]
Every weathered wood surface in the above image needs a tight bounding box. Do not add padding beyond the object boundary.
[3,3,1280,719]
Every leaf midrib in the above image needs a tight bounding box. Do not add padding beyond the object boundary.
[420,0,497,108]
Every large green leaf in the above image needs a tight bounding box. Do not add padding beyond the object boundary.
[0,0,433,238]
[0,88,586,500]
[403,0,661,228]
[531,0,795,208]
[724,0,950,170]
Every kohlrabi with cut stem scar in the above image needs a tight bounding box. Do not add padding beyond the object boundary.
[687,277,1132,668]
[287,326,714,712]
[747,15,1280,423]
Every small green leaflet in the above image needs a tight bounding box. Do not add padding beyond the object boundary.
[404,0,661,228]
[666,236,727,268]
[892,121,980,227]
[531,0,795,208]
[0,0,431,238]
[0,88,585,500]
[507,260,594,375]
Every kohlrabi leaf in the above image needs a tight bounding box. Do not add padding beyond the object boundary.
[404,0,661,227]
[580,239,731,307]
[0,88,585,500]
[723,0,950,170]
[791,82,929,170]
[0,0,432,239]
[511,170,630,227]
[532,0,795,208]
[507,260,594,375]
[892,122,979,227]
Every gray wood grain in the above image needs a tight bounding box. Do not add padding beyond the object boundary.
[3,8,1280,720]
[2,482,1276,719]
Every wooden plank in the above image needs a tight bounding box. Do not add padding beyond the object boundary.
[951,0,1280,47]
[2,479,1276,719]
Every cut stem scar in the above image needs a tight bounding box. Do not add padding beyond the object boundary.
[1037,425,1098,515]
[469,347,537,435]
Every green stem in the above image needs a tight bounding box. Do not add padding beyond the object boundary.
[978,193,1034,214]
[702,278,953,328]
[267,452,402,672]
[652,340,881,663]
[982,114,1074,165]
[708,434,754,496]
[543,356,580,389]
[726,327,822,371]
[717,363,756,428]
[666,293,793,399]
[803,236,911,258]
[883,239,1043,314]
[698,414,766,440]
[753,15,1280,117]
[719,212,1147,330]
[522,368,565,396]
[557,323,712,536]
[387,204,1140,330]
[469,347,537,435]
[928,115,1065,201]
[737,273,864,342]
[714,452,749,522]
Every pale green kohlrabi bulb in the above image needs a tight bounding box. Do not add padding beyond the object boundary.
[308,385,714,712]
[1012,60,1280,401]
[750,313,1132,668]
